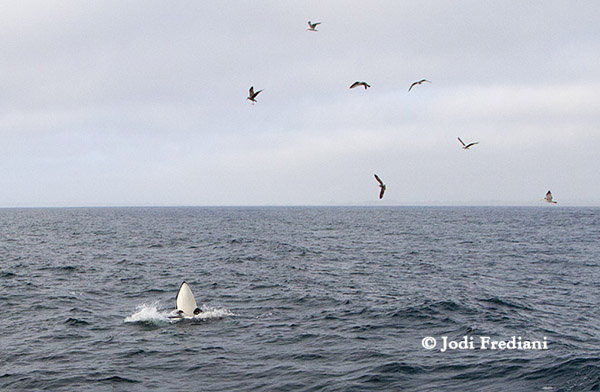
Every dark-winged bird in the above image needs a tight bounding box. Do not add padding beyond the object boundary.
[247,86,263,103]
[543,190,557,204]
[350,81,371,90]
[374,174,386,199]
[408,79,431,92]
[307,21,321,31]
[457,137,479,150]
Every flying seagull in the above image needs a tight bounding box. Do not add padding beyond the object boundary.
[374,174,386,199]
[350,81,371,90]
[542,190,557,204]
[247,86,263,103]
[307,21,321,31]
[457,137,479,150]
[408,79,431,92]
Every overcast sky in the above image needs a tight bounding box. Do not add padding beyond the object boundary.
[1,1,599,207]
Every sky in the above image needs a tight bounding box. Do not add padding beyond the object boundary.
[1,1,599,207]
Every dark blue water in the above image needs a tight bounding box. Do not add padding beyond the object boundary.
[1,207,599,391]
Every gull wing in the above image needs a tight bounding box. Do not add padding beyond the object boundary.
[379,187,385,199]
[457,137,466,147]
[374,174,384,186]
[350,81,361,89]
[465,142,479,149]
[409,79,430,91]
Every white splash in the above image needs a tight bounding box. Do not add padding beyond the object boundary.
[193,305,235,320]
[124,303,233,324]
[124,302,170,323]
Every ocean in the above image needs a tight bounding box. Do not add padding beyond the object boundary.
[1,206,599,391]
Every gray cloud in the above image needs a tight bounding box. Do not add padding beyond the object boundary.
[1,1,599,206]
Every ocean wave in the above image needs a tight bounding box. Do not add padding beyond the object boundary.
[97,375,140,384]
[65,317,90,326]
[480,296,534,311]
[523,356,600,392]
[396,299,478,320]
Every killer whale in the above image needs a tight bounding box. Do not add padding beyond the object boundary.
[170,281,201,318]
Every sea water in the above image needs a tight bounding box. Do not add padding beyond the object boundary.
[0,207,599,391]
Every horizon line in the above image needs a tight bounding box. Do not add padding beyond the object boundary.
[1,203,599,209]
